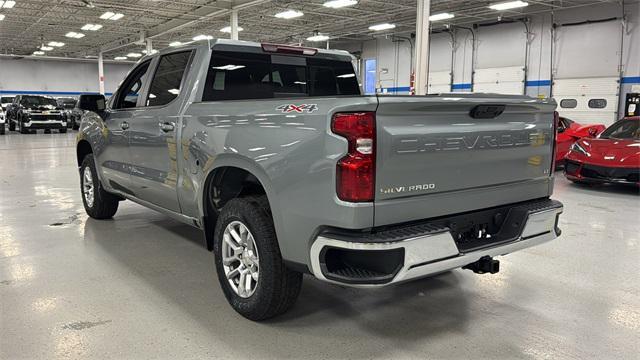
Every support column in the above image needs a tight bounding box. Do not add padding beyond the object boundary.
[230,9,239,40]
[146,39,153,54]
[98,52,105,95]
[414,0,431,95]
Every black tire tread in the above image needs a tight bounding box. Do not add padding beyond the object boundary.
[214,196,302,321]
[81,155,119,219]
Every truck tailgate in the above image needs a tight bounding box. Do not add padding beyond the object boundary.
[374,94,556,226]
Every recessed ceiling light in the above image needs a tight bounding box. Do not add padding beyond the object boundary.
[100,11,124,20]
[275,10,304,19]
[193,34,214,41]
[114,56,127,60]
[169,41,182,47]
[141,49,158,54]
[0,14,5,21]
[489,1,529,11]
[1,1,16,9]
[127,53,142,58]
[323,0,357,9]
[219,26,243,33]
[33,51,45,55]
[48,41,65,47]
[40,46,54,51]
[65,32,85,39]
[369,23,396,31]
[429,12,455,21]
[82,24,102,31]
[307,34,330,42]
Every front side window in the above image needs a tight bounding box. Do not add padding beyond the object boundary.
[146,51,193,107]
[599,119,639,140]
[113,61,151,109]
[202,50,360,101]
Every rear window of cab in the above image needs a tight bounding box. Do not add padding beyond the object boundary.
[202,51,360,101]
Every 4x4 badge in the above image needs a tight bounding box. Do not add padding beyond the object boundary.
[276,104,318,113]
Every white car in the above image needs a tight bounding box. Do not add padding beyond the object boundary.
[0,108,6,135]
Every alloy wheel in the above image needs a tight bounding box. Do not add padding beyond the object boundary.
[222,220,260,298]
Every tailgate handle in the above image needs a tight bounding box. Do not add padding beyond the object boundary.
[470,105,505,119]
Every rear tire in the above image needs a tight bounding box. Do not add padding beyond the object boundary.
[213,196,302,321]
[80,155,119,219]
[59,128,67,134]
[8,118,15,131]
[19,121,29,134]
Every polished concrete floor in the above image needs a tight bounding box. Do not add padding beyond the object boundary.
[1,132,639,359]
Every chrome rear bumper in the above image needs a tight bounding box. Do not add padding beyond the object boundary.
[310,200,563,287]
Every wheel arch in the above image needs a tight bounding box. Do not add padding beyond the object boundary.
[199,156,279,252]
[76,140,93,167]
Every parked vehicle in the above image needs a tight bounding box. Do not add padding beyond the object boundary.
[564,117,640,185]
[0,107,5,135]
[555,116,605,167]
[1,96,14,111]
[57,97,78,129]
[6,95,67,134]
[75,40,563,320]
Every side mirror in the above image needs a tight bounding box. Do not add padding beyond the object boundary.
[557,127,565,134]
[588,127,599,137]
[78,94,106,112]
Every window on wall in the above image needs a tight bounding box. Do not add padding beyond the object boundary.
[146,51,193,107]
[364,59,377,95]
[588,99,607,109]
[560,99,577,109]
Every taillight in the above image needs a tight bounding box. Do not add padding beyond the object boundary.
[551,110,559,174]
[331,112,376,202]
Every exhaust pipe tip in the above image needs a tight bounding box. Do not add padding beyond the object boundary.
[463,256,500,274]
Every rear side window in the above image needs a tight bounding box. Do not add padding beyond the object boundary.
[560,99,577,108]
[202,50,360,101]
[146,51,193,107]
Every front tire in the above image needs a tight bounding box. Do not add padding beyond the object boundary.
[8,117,15,131]
[59,128,67,134]
[80,155,119,219]
[214,196,302,321]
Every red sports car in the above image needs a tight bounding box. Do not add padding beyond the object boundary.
[564,117,640,185]
[555,116,606,166]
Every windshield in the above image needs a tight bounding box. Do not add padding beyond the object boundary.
[1,97,14,104]
[57,98,77,109]
[20,96,58,107]
[599,119,639,140]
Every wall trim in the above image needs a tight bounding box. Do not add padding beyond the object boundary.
[621,76,640,84]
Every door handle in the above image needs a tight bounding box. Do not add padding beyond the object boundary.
[159,122,175,133]
[120,121,130,130]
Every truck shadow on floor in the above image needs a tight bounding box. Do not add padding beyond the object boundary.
[84,211,474,356]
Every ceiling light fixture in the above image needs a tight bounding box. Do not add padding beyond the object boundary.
[368,23,396,31]
[220,26,243,33]
[429,12,455,21]
[82,24,102,31]
[126,53,142,58]
[0,1,16,9]
[307,34,330,42]
[48,41,65,47]
[0,14,5,21]
[33,51,45,55]
[323,0,357,9]
[193,34,214,41]
[275,10,304,19]
[488,1,529,11]
[114,56,127,60]
[65,32,85,39]
[169,41,182,47]
[40,46,53,51]
[100,11,124,20]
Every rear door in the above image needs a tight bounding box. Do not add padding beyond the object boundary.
[374,94,556,226]
[127,50,195,212]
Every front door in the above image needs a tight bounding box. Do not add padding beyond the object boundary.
[97,60,152,195]
[127,50,194,212]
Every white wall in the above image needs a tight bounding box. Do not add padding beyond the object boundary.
[0,57,133,96]
[337,1,639,115]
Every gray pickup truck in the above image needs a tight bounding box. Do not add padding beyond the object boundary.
[76,39,563,320]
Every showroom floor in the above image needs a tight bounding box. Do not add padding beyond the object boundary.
[1,132,639,359]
